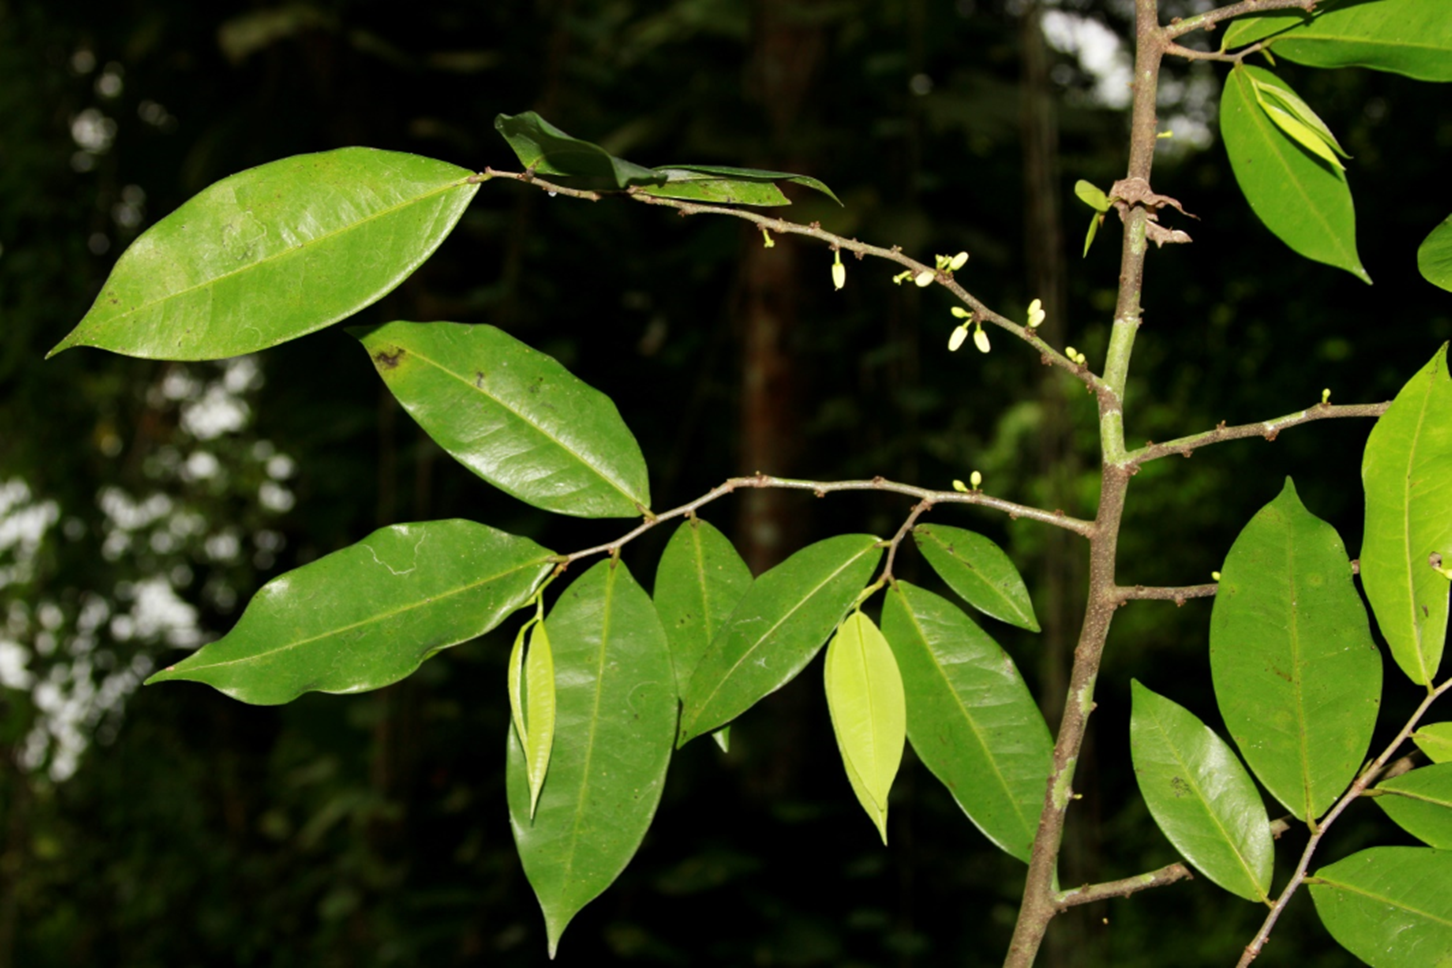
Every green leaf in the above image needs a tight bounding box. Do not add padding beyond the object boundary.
[508,616,556,820]
[1420,215,1452,293]
[507,560,676,958]
[1310,847,1452,967]
[355,321,651,519]
[1415,723,1452,763]
[678,534,883,746]
[880,582,1051,862]
[1220,65,1369,283]
[50,149,478,361]
[1210,478,1381,823]
[492,113,840,206]
[913,524,1039,631]
[494,111,660,188]
[1226,0,1452,82]
[1082,212,1103,259]
[1374,764,1452,849]
[653,517,753,698]
[824,611,905,844]
[1361,345,1452,685]
[1074,179,1110,213]
[147,520,553,704]
[1129,680,1274,902]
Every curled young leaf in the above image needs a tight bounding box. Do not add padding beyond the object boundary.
[509,615,556,820]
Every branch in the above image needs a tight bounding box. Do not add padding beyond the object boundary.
[1056,863,1193,910]
[882,501,934,581]
[557,473,1094,567]
[1165,40,1267,63]
[1163,0,1316,41]
[1236,676,1452,967]
[1114,582,1217,605]
[1123,401,1389,467]
[475,168,1115,399]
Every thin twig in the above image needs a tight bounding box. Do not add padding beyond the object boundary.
[1114,582,1217,605]
[556,473,1094,568]
[882,500,934,582]
[1056,863,1193,910]
[1163,0,1316,41]
[476,167,1114,398]
[1123,401,1389,467]
[1236,676,1452,967]
[1165,40,1266,62]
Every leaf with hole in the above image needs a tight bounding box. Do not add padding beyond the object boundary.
[1210,478,1380,823]
[507,560,676,958]
[880,582,1051,861]
[147,520,554,704]
[678,534,882,746]
[1224,0,1452,82]
[913,524,1038,631]
[1130,680,1273,902]
[1220,65,1368,282]
[824,610,905,843]
[1310,847,1452,967]
[509,614,555,819]
[1420,214,1452,293]
[51,148,478,360]
[1361,345,1452,685]
[356,321,651,519]
[1374,763,1452,849]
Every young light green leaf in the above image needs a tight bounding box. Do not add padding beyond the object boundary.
[1310,847,1452,967]
[824,611,905,844]
[678,534,883,746]
[1361,345,1452,685]
[1210,478,1381,823]
[148,520,553,704]
[1415,723,1452,764]
[50,149,478,361]
[1220,65,1368,283]
[1420,214,1452,293]
[1256,100,1345,170]
[1373,763,1452,849]
[508,618,556,820]
[1249,73,1349,161]
[1073,179,1110,213]
[880,582,1051,862]
[653,517,753,699]
[913,524,1039,631]
[355,321,651,519]
[1082,212,1103,259]
[1130,680,1274,903]
[506,560,676,958]
[1229,0,1452,82]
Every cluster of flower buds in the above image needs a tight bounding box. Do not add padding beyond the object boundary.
[935,251,969,272]
[1026,298,1046,329]
[1064,345,1088,366]
[947,306,989,354]
[951,470,984,493]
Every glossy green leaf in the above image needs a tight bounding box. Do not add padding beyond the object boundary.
[1374,764,1452,849]
[824,611,905,844]
[148,520,553,704]
[493,112,840,206]
[51,149,477,361]
[1130,680,1274,902]
[1415,723,1452,764]
[507,560,676,957]
[653,517,753,698]
[1420,215,1452,293]
[1210,479,1381,822]
[356,321,650,519]
[678,534,883,746]
[1224,0,1452,82]
[913,524,1039,631]
[508,616,556,819]
[1310,847,1452,967]
[1221,65,1368,283]
[1361,345,1452,685]
[880,582,1051,862]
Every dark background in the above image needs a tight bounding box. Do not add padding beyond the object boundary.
[2,0,1450,965]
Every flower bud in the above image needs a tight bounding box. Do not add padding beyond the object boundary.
[914,270,935,287]
[832,254,846,291]
[948,251,968,271]
[973,325,990,354]
[948,325,969,352]
[970,470,983,489]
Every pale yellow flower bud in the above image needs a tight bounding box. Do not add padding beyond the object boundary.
[914,270,935,287]
[973,325,990,354]
[970,470,982,489]
[948,325,969,352]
